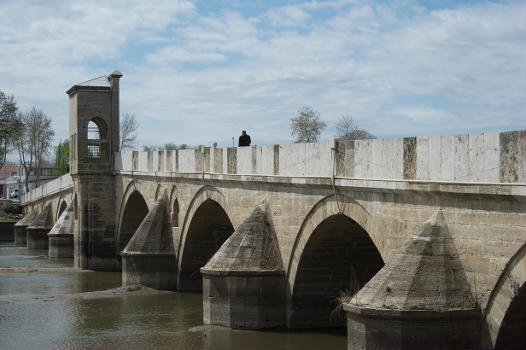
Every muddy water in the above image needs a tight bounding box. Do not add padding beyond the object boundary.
[0,243,346,349]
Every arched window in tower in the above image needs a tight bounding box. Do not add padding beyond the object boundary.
[86,118,107,159]
[87,121,100,140]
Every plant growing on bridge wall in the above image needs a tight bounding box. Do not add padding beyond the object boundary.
[290,106,326,143]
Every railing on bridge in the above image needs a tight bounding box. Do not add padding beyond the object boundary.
[115,130,525,184]
[21,174,73,204]
[21,130,526,204]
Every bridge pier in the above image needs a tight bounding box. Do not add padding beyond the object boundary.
[201,201,286,329]
[26,204,53,249]
[121,197,177,290]
[344,210,480,350]
[48,203,74,258]
[14,210,37,245]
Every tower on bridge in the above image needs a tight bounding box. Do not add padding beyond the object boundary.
[66,71,122,270]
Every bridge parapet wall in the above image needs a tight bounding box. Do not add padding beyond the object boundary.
[21,174,73,204]
[116,130,525,184]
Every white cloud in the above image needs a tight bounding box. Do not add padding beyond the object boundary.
[265,5,311,27]
[0,0,523,150]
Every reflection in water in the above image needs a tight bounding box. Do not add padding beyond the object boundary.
[0,243,346,349]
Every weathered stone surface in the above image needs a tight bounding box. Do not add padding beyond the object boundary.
[500,130,526,183]
[26,204,53,249]
[122,196,177,290]
[227,147,237,174]
[201,201,286,328]
[48,203,74,258]
[345,210,480,349]
[68,72,121,271]
[403,137,417,180]
[14,211,38,245]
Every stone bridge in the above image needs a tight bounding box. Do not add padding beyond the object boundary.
[19,72,525,349]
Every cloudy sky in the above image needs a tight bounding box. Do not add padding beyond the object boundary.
[0,0,524,149]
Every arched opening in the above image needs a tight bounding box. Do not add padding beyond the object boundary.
[172,199,179,227]
[87,117,107,159]
[118,191,149,252]
[57,200,67,220]
[87,121,100,139]
[495,283,526,349]
[290,214,384,328]
[179,199,234,291]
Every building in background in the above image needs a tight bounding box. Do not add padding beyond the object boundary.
[0,165,58,201]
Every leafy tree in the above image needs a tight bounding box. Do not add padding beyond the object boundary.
[55,139,70,176]
[14,108,55,191]
[0,91,21,168]
[290,106,327,143]
[335,115,376,140]
[120,112,138,151]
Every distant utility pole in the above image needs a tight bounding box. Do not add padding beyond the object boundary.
[232,137,234,148]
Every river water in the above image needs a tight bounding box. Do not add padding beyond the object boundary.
[0,242,346,349]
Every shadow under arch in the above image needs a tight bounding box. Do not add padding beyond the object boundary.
[177,185,234,291]
[116,185,149,254]
[287,194,384,328]
[483,243,525,349]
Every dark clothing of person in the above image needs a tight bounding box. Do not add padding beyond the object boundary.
[239,134,251,147]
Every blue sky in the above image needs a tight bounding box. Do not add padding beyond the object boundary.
[0,0,524,149]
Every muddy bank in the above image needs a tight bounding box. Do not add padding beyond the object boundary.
[0,266,93,273]
[0,284,173,304]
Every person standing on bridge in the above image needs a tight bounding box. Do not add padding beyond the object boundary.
[238,130,251,147]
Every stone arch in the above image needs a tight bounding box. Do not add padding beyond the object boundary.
[287,194,384,328]
[484,243,525,349]
[56,197,68,221]
[177,186,234,291]
[117,184,149,253]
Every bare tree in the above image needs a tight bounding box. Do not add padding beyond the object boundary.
[290,106,327,143]
[0,91,21,168]
[335,115,376,140]
[14,108,54,191]
[120,112,138,151]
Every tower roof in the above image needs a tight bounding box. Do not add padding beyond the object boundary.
[76,75,111,88]
[66,74,111,95]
